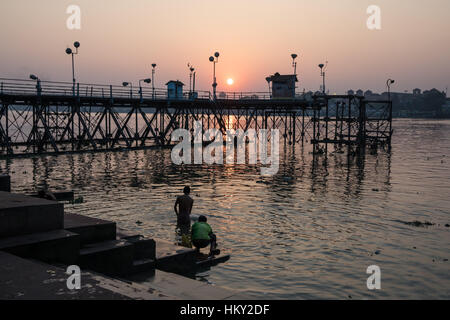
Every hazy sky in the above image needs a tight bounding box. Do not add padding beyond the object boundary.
[0,0,449,94]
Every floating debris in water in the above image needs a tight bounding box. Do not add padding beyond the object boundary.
[402,221,434,228]
[136,220,143,225]
[372,188,379,192]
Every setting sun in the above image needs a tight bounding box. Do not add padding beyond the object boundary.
[227,78,234,85]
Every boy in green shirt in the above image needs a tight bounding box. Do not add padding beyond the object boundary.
[191,215,220,256]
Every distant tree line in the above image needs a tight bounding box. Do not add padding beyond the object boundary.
[392,88,447,116]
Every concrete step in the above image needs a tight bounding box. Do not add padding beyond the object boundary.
[132,258,156,274]
[196,252,231,268]
[128,269,246,300]
[0,191,64,238]
[154,238,197,274]
[79,239,134,277]
[64,213,116,245]
[28,191,74,202]
[119,234,156,260]
[0,229,80,264]
[0,175,10,192]
[0,251,172,300]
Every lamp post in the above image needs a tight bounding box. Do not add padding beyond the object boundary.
[29,74,41,153]
[122,82,133,99]
[29,74,41,96]
[386,79,395,100]
[291,54,298,97]
[139,78,151,101]
[65,41,80,96]
[151,64,157,99]
[188,63,195,93]
[265,76,272,99]
[209,52,220,100]
[386,79,395,145]
[291,54,298,75]
[318,62,327,94]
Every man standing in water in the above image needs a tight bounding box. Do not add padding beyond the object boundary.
[174,186,194,235]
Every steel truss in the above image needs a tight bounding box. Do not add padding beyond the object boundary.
[0,79,392,157]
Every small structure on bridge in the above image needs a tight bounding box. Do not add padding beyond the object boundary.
[166,80,184,100]
[269,73,298,98]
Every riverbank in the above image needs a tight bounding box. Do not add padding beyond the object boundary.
[0,186,244,300]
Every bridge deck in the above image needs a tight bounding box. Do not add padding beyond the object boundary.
[0,78,392,157]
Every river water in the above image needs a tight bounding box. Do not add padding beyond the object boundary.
[1,118,449,299]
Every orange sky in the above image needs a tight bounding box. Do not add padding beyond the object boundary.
[0,0,449,94]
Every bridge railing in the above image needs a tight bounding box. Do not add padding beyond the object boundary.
[1,78,310,102]
[216,91,310,101]
[0,78,211,101]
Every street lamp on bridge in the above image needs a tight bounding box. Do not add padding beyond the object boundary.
[188,63,195,94]
[209,52,220,100]
[151,64,157,99]
[291,53,298,75]
[29,74,41,96]
[139,78,151,101]
[386,79,395,100]
[318,61,328,94]
[65,41,80,96]
[122,82,133,99]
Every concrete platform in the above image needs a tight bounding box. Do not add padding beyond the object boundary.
[119,234,156,260]
[0,175,11,192]
[0,191,63,238]
[196,252,231,268]
[79,239,134,276]
[0,229,79,265]
[28,191,74,202]
[64,213,116,245]
[0,251,171,300]
[154,238,197,274]
[128,269,247,300]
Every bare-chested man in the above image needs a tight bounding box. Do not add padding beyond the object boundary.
[174,186,194,234]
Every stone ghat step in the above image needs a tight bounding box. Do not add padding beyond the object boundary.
[0,229,79,264]
[132,258,156,274]
[0,251,172,300]
[27,191,74,202]
[79,239,134,277]
[0,191,63,238]
[196,253,231,269]
[64,213,116,245]
[119,234,156,260]
[128,269,249,300]
[154,238,197,274]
